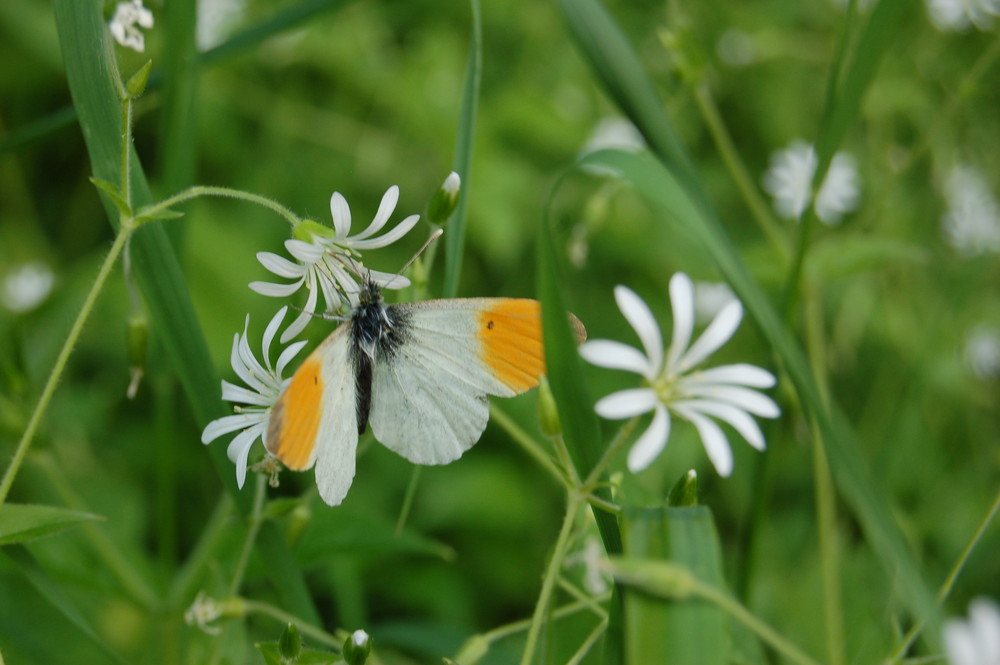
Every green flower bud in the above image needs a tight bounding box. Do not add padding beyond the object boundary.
[343,629,371,665]
[666,469,698,507]
[426,172,461,224]
[278,623,302,660]
[126,60,153,98]
[536,376,562,437]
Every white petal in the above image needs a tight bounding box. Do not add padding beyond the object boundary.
[221,380,273,406]
[676,301,743,373]
[350,213,419,250]
[675,406,733,477]
[286,239,325,264]
[579,340,653,376]
[594,388,659,419]
[330,192,352,238]
[367,269,411,290]
[945,620,977,665]
[261,307,289,371]
[691,363,776,388]
[674,399,766,451]
[256,251,306,279]
[249,280,304,298]
[227,425,263,489]
[276,340,308,377]
[969,598,1000,665]
[350,185,399,241]
[665,273,694,374]
[614,286,663,375]
[280,285,318,344]
[626,406,670,472]
[201,412,262,443]
[680,383,780,418]
[236,320,270,395]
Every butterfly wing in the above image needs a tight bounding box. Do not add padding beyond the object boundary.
[368,298,548,465]
[267,323,359,506]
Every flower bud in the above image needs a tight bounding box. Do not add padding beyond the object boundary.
[343,629,371,665]
[666,469,698,507]
[126,60,153,98]
[278,623,302,660]
[536,376,562,437]
[426,172,461,224]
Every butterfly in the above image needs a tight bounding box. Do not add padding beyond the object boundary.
[265,281,586,506]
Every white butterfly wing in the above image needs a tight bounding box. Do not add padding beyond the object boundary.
[268,324,359,506]
[369,299,546,465]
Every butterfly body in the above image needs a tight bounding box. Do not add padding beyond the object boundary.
[266,283,585,506]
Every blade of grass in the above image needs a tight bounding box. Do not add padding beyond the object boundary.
[52,0,319,624]
[442,0,482,298]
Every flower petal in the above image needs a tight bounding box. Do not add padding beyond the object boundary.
[614,285,663,375]
[676,301,743,373]
[350,213,420,250]
[280,280,318,344]
[286,239,325,264]
[221,381,274,406]
[350,185,399,240]
[275,340,308,377]
[680,383,781,418]
[201,413,262,443]
[256,251,306,279]
[227,425,264,489]
[674,399,766,451]
[330,192,352,238]
[594,388,659,419]
[261,306,289,372]
[367,269,411,290]
[665,273,694,374]
[579,340,653,376]
[674,405,733,477]
[249,279,304,298]
[626,405,670,472]
[690,363,776,388]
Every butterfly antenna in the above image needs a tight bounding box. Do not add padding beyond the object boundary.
[395,227,443,280]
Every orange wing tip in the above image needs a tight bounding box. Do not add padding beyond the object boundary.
[478,300,545,393]
[266,357,324,470]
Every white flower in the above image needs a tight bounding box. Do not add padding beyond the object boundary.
[945,597,1000,665]
[762,140,861,225]
[351,630,370,648]
[964,325,1000,379]
[580,274,780,476]
[184,591,224,635]
[1,261,54,313]
[109,0,154,52]
[201,307,307,488]
[941,165,1000,256]
[926,0,1000,31]
[565,536,610,595]
[250,185,419,342]
[197,0,245,51]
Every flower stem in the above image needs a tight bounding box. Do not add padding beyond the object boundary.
[490,404,570,489]
[395,466,422,536]
[0,226,132,508]
[121,95,133,211]
[582,416,638,491]
[519,490,582,665]
[241,599,342,650]
[138,185,300,227]
[691,81,790,264]
[227,473,268,596]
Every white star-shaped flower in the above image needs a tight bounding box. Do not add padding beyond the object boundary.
[762,140,860,225]
[926,0,1000,31]
[109,0,154,52]
[941,164,1000,256]
[580,274,780,476]
[201,307,306,488]
[250,185,419,342]
[946,597,1000,665]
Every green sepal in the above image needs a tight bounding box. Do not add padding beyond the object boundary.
[125,60,153,98]
[279,623,302,660]
[134,206,185,224]
[255,641,337,665]
[666,470,698,507]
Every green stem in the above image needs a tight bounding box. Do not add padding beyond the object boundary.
[695,582,827,665]
[241,599,342,650]
[520,491,582,665]
[480,594,611,644]
[228,473,267,596]
[565,616,609,665]
[692,82,790,264]
[0,226,132,507]
[121,96,133,210]
[882,485,1000,665]
[394,466,422,536]
[489,404,570,489]
[582,416,638,491]
[138,185,300,227]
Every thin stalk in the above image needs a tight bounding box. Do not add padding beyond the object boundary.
[565,617,609,665]
[394,466,422,536]
[241,599,342,650]
[692,81,790,264]
[520,491,583,665]
[882,485,1000,665]
[121,96,133,210]
[695,582,827,665]
[227,473,268,596]
[138,185,300,226]
[582,416,639,491]
[0,226,132,507]
[490,404,570,489]
[480,594,612,644]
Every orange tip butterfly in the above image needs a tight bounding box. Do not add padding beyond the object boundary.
[266,281,586,506]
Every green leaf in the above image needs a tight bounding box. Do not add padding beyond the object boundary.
[0,503,103,545]
[52,0,320,625]
[620,506,728,665]
[89,177,131,217]
[442,0,482,298]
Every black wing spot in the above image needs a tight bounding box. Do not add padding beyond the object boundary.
[487,320,494,330]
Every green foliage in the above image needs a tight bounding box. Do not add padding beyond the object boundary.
[1,0,998,663]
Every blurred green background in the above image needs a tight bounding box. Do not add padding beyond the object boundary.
[1,0,998,663]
